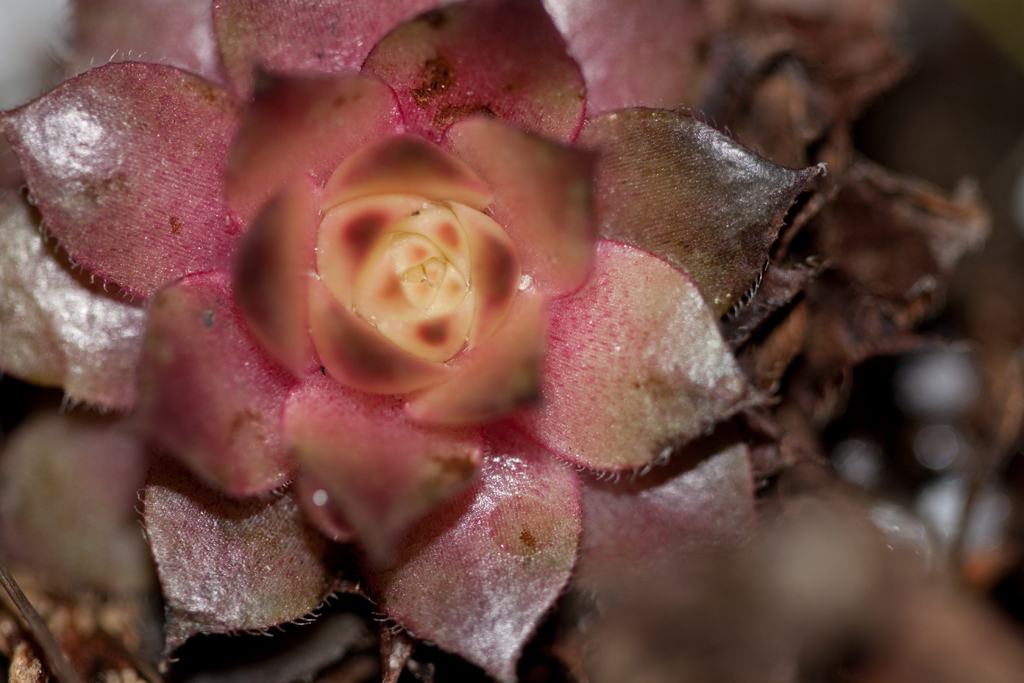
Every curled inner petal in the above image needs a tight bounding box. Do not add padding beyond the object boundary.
[319,196,480,363]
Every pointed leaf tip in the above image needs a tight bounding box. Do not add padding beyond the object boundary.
[579,109,823,315]
[368,428,581,682]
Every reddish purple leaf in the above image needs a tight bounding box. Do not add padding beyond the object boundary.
[445,116,595,296]
[234,176,319,375]
[577,109,824,315]
[368,427,581,683]
[144,459,337,655]
[543,0,708,114]
[137,272,295,497]
[0,187,145,410]
[573,443,756,592]
[515,241,760,470]
[285,374,483,565]
[214,0,440,95]
[0,62,243,299]
[0,413,153,594]
[226,74,403,225]
[70,0,226,85]
[363,0,585,143]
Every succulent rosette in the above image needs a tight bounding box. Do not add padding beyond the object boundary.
[0,0,822,679]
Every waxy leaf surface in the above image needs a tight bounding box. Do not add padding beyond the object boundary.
[144,460,337,655]
[214,0,439,95]
[542,0,707,114]
[364,0,585,143]
[285,374,483,565]
[369,428,581,683]
[573,443,756,591]
[515,241,758,470]
[227,74,403,224]
[578,109,822,315]
[0,187,145,410]
[0,413,153,594]
[71,0,225,84]
[0,62,242,298]
[137,272,294,497]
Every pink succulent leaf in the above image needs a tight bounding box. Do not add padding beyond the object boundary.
[213,0,441,96]
[363,0,585,143]
[322,134,492,212]
[227,74,403,225]
[143,458,339,656]
[285,374,483,565]
[542,0,708,115]
[445,116,594,295]
[405,287,546,425]
[137,271,295,497]
[0,413,154,594]
[234,176,319,376]
[573,442,756,592]
[0,187,145,410]
[578,109,825,315]
[0,62,243,299]
[309,277,451,394]
[514,241,761,471]
[70,0,226,85]
[368,427,581,683]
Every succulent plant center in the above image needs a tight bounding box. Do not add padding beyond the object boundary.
[318,196,479,363]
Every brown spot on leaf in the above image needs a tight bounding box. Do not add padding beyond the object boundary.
[420,9,448,28]
[418,320,449,346]
[83,172,129,204]
[478,234,516,303]
[345,212,387,258]
[520,530,538,552]
[169,216,183,235]
[410,54,455,109]
[433,102,496,128]
[228,409,262,446]
[375,137,463,180]
[434,453,476,481]
[377,276,403,302]
[438,223,460,248]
